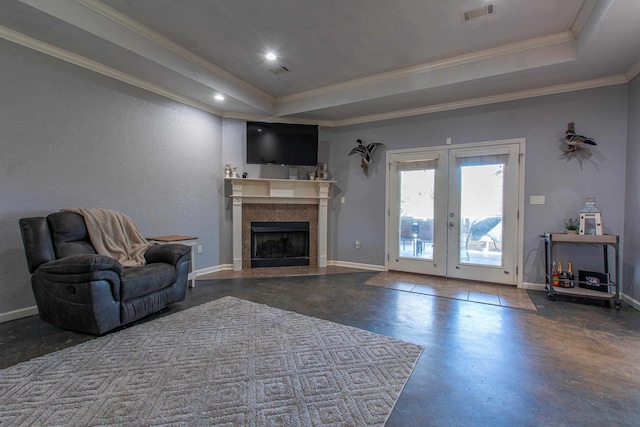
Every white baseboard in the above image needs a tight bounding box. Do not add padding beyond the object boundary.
[521,282,546,291]
[194,262,384,277]
[194,264,233,277]
[621,293,640,311]
[0,306,39,324]
[327,260,386,271]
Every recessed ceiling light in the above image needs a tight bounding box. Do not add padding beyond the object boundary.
[265,52,277,61]
[214,94,225,101]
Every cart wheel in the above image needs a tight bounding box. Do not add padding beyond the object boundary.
[615,301,622,311]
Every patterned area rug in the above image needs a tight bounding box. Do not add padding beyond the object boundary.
[0,297,423,426]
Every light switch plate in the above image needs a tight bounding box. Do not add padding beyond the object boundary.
[530,195,545,205]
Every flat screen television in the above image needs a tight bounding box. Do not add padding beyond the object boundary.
[246,121,318,166]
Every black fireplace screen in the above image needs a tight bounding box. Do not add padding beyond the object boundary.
[251,222,310,268]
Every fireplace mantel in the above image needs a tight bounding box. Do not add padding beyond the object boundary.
[227,178,334,271]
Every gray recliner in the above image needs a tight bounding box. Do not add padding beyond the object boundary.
[19,211,190,335]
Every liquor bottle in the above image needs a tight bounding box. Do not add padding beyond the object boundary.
[566,262,575,287]
[557,261,567,287]
[551,261,560,287]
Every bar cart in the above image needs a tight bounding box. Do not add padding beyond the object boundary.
[543,232,621,310]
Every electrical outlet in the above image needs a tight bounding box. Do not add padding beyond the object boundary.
[355,240,361,249]
[197,245,202,254]
[341,196,346,204]
[530,195,545,205]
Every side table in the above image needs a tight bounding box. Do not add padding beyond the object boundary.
[147,235,198,288]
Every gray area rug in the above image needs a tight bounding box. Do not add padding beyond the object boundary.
[0,297,423,426]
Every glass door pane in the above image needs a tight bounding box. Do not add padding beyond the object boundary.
[446,144,519,285]
[459,164,504,266]
[388,150,447,277]
[388,142,520,285]
[398,169,435,260]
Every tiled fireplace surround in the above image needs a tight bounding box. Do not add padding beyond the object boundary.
[229,178,332,271]
[242,204,318,269]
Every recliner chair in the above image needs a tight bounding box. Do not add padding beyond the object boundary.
[19,211,191,335]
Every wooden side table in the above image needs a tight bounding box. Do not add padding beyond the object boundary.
[147,235,198,288]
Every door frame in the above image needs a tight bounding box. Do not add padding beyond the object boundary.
[384,138,526,287]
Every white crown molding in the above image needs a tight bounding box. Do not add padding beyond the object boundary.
[2,20,631,129]
[277,32,575,105]
[328,75,628,127]
[1,22,628,129]
[75,0,273,104]
[0,25,225,116]
[58,0,580,119]
[626,59,640,81]
[573,0,616,49]
[221,111,334,127]
[571,0,598,38]
[21,0,274,114]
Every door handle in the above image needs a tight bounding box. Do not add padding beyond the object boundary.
[449,221,455,227]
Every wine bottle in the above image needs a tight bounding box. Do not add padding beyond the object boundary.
[558,261,567,287]
[567,262,574,288]
[552,261,559,287]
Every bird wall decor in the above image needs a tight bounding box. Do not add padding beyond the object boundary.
[348,139,384,174]
[561,122,597,157]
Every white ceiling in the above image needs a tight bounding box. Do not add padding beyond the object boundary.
[1,0,639,126]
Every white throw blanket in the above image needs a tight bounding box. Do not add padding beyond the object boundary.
[62,208,154,267]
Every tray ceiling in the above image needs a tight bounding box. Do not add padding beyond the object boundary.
[1,0,639,126]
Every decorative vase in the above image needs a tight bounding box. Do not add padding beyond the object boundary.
[224,164,231,178]
[319,163,328,180]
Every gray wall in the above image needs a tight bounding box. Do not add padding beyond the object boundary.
[624,75,640,302]
[0,39,224,316]
[325,86,629,285]
[0,32,635,318]
[218,85,628,286]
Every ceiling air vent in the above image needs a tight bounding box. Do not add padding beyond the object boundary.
[270,66,290,75]
[462,4,494,22]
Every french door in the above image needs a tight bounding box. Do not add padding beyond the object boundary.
[386,140,523,285]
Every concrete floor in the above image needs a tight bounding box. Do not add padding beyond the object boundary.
[2,271,640,426]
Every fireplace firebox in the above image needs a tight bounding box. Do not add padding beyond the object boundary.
[251,222,310,268]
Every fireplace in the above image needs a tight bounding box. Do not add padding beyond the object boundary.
[230,178,331,271]
[251,222,310,268]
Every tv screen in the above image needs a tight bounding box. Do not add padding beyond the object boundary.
[246,122,318,166]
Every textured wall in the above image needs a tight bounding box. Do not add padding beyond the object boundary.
[1,33,633,318]
[326,85,629,285]
[0,39,223,316]
[219,86,629,286]
[624,75,640,302]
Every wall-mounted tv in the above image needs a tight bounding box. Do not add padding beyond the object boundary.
[246,121,318,166]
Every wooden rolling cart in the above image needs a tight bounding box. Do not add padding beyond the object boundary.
[543,232,621,310]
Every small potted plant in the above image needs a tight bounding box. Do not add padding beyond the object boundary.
[564,218,579,234]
